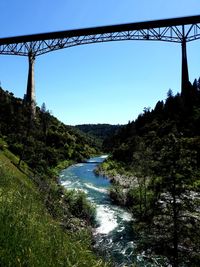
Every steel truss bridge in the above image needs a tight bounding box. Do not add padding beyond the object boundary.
[0,15,200,114]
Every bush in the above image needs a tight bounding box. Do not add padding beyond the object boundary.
[109,185,126,205]
[64,190,96,224]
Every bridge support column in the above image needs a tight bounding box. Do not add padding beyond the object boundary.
[181,35,190,96]
[26,52,36,117]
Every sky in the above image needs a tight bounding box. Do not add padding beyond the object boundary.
[0,0,200,125]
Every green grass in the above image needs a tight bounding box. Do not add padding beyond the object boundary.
[0,150,108,267]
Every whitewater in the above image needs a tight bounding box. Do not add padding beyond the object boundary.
[60,156,163,266]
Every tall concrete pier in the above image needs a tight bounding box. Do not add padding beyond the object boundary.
[26,52,36,116]
[181,26,190,96]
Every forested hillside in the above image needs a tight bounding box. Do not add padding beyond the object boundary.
[0,87,99,173]
[0,87,108,266]
[75,124,121,147]
[99,79,200,267]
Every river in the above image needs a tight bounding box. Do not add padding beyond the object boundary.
[60,156,162,267]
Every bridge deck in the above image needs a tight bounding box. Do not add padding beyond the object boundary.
[0,15,200,45]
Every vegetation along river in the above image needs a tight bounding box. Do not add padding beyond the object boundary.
[60,156,162,267]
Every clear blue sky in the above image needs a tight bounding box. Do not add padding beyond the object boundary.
[0,1,199,125]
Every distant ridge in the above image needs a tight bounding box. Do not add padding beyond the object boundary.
[75,124,122,142]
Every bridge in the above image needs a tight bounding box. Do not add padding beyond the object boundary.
[0,15,200,115]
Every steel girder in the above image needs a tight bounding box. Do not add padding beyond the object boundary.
[0,16,200,57]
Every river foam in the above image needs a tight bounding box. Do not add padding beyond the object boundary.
[118,210,132,221]
[61,180,72,187]
[85,183,108,194]
[95,204,118,234]
[100,155,108,159]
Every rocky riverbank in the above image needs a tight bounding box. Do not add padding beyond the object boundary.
[94,159,139,207]
[95,160,137,187]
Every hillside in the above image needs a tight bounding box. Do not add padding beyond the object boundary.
[0,87,108,266]
[98,80,200,266]
[0,87,100,173]
[75,124,121,147]
[0,140,108,266]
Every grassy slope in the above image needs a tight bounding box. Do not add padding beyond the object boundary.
[0,148,108,267]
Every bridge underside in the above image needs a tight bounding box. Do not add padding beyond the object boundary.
[0,15,199,115]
